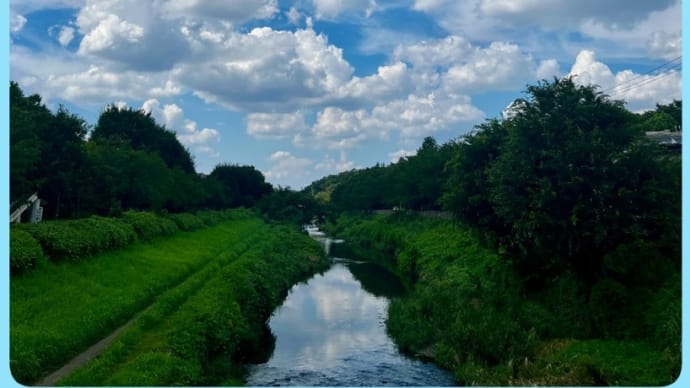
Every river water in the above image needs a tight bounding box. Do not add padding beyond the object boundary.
[245,236,454,386]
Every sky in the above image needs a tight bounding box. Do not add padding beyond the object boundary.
[8,0,683,190]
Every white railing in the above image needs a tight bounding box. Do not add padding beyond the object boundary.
[10,192,39,223]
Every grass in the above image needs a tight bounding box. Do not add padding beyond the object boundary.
[10,218,264,384]
[57,224,328,386]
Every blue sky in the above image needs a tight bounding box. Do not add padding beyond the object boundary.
[9,0,682,189]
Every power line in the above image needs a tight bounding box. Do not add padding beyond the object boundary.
[608,63,681,98]
[599,55,681,95]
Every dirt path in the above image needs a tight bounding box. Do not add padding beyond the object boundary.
[35,311,143,386]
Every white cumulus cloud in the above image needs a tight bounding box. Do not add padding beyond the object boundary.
[264,151,314,188]
[57,26,76,46]
[568,50,681,112]
[247,112,308,139]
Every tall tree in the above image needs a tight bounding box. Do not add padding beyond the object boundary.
[448,77,675,288]
[92,106,196,174]
[208,164,273,208]
[441,119,508,243]
[10,82,46,202]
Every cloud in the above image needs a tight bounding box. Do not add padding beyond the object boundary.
[478,0,674,28]
[286,7,302,25]
[441,41,536,93]
[315,151,355,172]
[160,0,278,23]
[75,0,191,71]
[264,151,314,188]
[247,112,308,139]
[388,149,416,163]
[568,50,681,112]
[414,0,675,31]
[394,36,544,95]
[536,59,561,80]
[294,107,374,150]
[11,13,28,33]
[411,0,680,60]
[57,26,76,46]
[175,26,354,112]
[577,0,681,59]
[10,0,85,14]
[141,98,220,156]
[150,80,183,97]
[393,35,472,71]
[340,61,413,104]
[11,0,680,171]
[311,0,378,19]
[646,31,681,61]
[294,91,483,149]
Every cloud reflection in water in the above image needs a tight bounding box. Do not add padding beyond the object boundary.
[246,263,454,386]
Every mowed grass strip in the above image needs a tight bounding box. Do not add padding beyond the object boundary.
[59,225,328,386]
[10,218,263,384]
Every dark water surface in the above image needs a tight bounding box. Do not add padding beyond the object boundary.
[246,255,454,386]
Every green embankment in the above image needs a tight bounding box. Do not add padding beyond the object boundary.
[332,212,680,386]
[11,215,328,385]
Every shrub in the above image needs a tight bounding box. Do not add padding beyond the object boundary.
[10,229,44,274]
[196,210,227,226]
[21,221,91,261]
[122,211,179,241]
[19,216,137,262]
[79,216,137,251]
[166,213,205,231]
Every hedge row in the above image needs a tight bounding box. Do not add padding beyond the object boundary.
[13,216,136,262]
[10,209,251,274]
[165,213,205,231]
[9,230,44,274]
[122,211,179,241]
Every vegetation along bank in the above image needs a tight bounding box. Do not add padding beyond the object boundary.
[332,212,679,386]
[10,209,329,385]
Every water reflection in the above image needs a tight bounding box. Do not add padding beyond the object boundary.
[246,263,454,386]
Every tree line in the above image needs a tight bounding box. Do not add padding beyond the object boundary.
[10,82,323,224]
[307,77,680,325]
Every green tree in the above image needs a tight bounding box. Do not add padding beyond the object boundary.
[10,82,47,202]
[92,106,196,174]
[207,164,273,208]
[446,78,675,289]
[441,119,508,243]
[10,82,89,218]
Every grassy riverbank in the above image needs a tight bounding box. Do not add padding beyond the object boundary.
[332,212,680,386]
[11,215,328,385]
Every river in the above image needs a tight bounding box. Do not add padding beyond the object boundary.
[245,234,454,386]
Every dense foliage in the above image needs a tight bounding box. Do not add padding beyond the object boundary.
[9,229,44,274]
[9,82,289,220]
[335,213,679,385]
[443,78,680,293]
[9,209,252,270]
[304,137,456,212]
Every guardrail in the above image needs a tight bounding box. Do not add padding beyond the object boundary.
[10,192,39,223]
